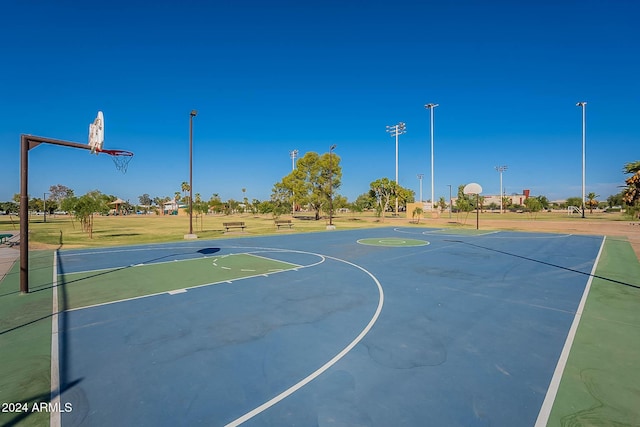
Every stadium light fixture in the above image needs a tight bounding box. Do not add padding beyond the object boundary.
[424,103,439,210]
[495,165,508,214]
[576,102,587,218]
[386,122,406,215]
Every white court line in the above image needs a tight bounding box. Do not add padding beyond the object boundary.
[50,251,61,427]
[534,236,606,427]
[224,252,384,427]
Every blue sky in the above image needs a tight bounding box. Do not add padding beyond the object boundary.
[1,0,638,205]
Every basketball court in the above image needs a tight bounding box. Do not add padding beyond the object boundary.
[48,227,606,426]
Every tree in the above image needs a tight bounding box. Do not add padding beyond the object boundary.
[566,197,583,210]
[586,192,599,214]
[524,197,543,219]
[49,185,74,213]
[138,193,152,208]
[535,195,549,210]
[412,206,424,224]
[180,182,190,204]
[73,190,109,238]
[455,185,474,223]
[607,192,624,208]
[437,196,447,212]
[623,161,640,219]
[369,178,396,222]
[353,192,376,212]
[273,151,342,220]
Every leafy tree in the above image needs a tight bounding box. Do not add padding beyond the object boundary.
[138,193,152,207]
[607,192,624,208]
[455,185,474,223]
[73,190,109,238]
[354,192,376,212]
[437,196,448,212]
[536,195,550,209]
[524,197,543,219]
[369,178,396,221]
[623,161,640,218]
[273,151,342,220]
[48,185,74,213]
[566,197,583,210]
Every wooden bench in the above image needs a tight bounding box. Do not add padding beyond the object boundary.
[275,219,294,229]
[223,222,246,232]
[0,234,13,244]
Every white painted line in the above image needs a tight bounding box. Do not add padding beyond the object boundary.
[224,253,385,427]
[534,236,606,427]
[167,289,187,295]
[221,266,231,270]
[50,251,61,427]
[241,269,256,272]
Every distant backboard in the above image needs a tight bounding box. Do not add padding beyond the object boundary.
[463,182,483,195]
[88,111,104,154]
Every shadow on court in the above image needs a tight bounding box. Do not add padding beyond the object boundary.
[446,239,640,289]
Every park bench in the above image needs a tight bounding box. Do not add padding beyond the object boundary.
[223,222,246,232]
[275,219,294,230]
[0,234,13,244]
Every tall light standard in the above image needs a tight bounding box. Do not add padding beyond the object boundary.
[42,192,49,223]
[328,144,337,228]
[187,109,197,238]
[386,122,406,215]
[417,173,424,203]
[495,165,508,214]
[290,149,298,215]
[425,103,439,210]
[576,101,587,218]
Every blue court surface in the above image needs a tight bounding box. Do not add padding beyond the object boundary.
[55,227,604,426]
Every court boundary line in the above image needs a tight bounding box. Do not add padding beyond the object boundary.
[50,251,60,427]
[224,250,384,427]
[534,235,606,426]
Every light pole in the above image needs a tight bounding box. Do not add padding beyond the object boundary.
[576,101,587,218]
[495,165,508,214]
[386,122,406,216]
[43,192,49,223]
[187,109,197,238]
[447,184,452,218]
[425,103,438,210]
[328,144,337,228]
[417,174,424,203]
[290,149,298,215]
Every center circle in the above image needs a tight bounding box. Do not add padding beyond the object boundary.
[357,238,430,247]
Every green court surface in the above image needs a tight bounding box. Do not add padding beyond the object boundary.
[547,237,640,425]
[0,251,53,427]
[59,254,297,310]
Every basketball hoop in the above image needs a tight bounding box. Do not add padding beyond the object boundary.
[98,149,134,173]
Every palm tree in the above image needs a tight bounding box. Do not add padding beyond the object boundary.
[586,192,599,214]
